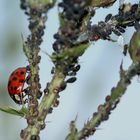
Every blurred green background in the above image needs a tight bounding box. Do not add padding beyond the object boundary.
[0,0,140,140]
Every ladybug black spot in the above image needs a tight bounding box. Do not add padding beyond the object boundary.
[14,86,17,91]
[12,77,17,81]
[66,77,77,83]
[19,79,25,83]
[20,71,25,75]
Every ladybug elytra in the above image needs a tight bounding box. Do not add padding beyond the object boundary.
[7,67,29,104]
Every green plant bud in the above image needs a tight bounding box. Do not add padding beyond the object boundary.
[129,29,140,63]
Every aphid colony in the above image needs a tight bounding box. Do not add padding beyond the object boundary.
[87,3,140,42]
[7,66,78,105]
[8,3,140,105]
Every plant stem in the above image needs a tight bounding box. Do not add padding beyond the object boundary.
[66,62,140,140]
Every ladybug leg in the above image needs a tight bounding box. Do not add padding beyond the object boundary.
[12,94,23,105]
[25,74,31,85]
[23,87,30,95]
[19,92,26,105]
[18,87,29,105]
[25,66,31,85]
[22,87,30,104]
[20,92,28,104]
[24,98,28,104]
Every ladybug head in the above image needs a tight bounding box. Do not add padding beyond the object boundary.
[10,93,25,105]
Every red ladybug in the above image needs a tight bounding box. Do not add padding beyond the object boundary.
[7,67,28,104]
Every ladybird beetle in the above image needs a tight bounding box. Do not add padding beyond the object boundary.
[7,67,29,104]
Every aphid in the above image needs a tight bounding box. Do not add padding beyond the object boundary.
[105,13,112,22]
[131,4,138,13]
[92,34,100,41]
[28,21,38,30]
[116,26,125,33]
[134,22,140,30]
[112,28,121,36]
[51,67,55,74]
[59,82,67,92]
[7,67,29,104]
[53,33,60,39]
[72,65,81,73]
[66,77,77,83]
[123,44,128,56]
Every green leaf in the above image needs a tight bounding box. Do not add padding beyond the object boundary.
[90,0,116,7]
[58,12,65,27]
[0,106,28,117]
[51,43,89,61]
[129,29,140,63]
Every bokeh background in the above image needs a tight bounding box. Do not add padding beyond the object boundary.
[0,0,140,140]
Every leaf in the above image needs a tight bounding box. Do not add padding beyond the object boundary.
[51,43,89,61]
[0,106,28,117]
[129,29,140,63]
[58,12,65,27]
[91,0,116,7]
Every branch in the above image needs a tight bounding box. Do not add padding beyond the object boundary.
[65,11,140,139]
[20,0,56,140]
[66,62,140,140]
[20,0,118,139]
[2,0,136,140]
[21,67,66,139]
[75,3,140,44]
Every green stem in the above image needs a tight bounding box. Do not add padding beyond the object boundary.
[38,67,66,120]
[66,62,140,140]
[21,67,65,140]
